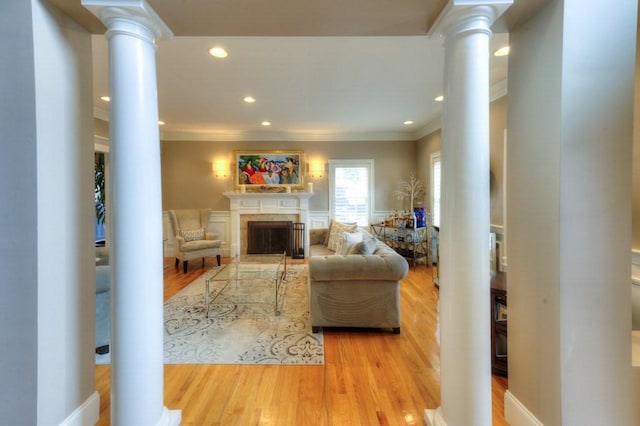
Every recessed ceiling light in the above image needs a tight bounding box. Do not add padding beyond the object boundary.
[261,121,271,126]
[100,96,110,102]
[494,46,510,57]
[158,120,165,126]
[403,120,414,125]
[435,95,444,102]
[243,96,256,103]
[209,46,228,58]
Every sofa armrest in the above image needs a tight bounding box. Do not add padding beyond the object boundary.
[205,232,219,240]
[309,228,328,246]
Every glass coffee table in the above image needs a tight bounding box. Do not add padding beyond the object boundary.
[204,253,287,316]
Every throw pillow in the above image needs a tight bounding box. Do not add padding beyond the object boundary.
[327,221,358,252]
[323,219,335,246]
[180,227,205,242]
[347,237,377,255]
[337,231,363,255]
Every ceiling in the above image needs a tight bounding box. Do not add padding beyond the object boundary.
[49,0,548,142]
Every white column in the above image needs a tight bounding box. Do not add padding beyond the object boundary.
[82,2,180,425]
[425,2,511,426]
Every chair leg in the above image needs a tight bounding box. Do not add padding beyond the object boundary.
[216,254,221,266]
[183,260,188,273]
[175,258,179,268]
[202,257,205,267]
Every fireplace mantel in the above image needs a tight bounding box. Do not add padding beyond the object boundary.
[223,191,313,257]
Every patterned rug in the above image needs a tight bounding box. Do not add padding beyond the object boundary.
[95,264,323,365]
[163,263,323,364]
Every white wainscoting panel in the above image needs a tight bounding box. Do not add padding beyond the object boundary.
[208,212,231,257]
[309,211,330,229]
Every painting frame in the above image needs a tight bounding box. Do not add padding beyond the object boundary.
[234,150,305,191]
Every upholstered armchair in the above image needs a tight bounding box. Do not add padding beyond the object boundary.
[169,209,222,273]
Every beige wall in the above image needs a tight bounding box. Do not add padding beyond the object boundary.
[506,0,637,424]
[2,1,98,423]
[415,128,441,214]
[161,139,417,213]
[489,96,508,227]
[416,95,508,228]
[634,15,640,250]
[93,117,109,138]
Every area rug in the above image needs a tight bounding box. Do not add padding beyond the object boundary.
[163,263,323,364]
[96,264,323,365]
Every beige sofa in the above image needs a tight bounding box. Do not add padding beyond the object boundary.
[308,228,409,333]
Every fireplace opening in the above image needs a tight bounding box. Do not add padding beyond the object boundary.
[247,221,292,255]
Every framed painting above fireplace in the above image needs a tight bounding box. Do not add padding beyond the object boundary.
[234,150,304,191]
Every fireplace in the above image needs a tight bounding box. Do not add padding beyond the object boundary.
[223,191,313,258]
[247,221,292,255]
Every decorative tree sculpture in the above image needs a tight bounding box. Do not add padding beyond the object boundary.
[394,171,425,210]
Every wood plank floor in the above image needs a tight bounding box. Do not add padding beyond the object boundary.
[95,258,508,425]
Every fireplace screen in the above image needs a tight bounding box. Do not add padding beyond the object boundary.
[247,221,292,255]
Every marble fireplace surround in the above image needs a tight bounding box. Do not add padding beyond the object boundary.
[223,192,313,257]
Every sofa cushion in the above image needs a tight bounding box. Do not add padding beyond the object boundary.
[347,237,377,255]
[181,227,205,242]
[327,221,358,252]
[309,244,334,257]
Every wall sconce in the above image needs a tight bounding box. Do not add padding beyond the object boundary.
[309,161,325,178]
[212,162,230,178]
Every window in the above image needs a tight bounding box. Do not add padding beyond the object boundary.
[430,152,441,227]
[329,160,374,226]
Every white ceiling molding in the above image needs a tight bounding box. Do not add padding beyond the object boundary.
[491,78,508,102]
[94,135,109,152]
[94,106,109,122]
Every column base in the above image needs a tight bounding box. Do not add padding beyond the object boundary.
[504,390,543,426]
[156,407,182,426]
[424,407,448,426]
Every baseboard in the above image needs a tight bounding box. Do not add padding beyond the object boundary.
[424,407,447,426]
[158,407,182,426]
[60,391,99,426]
[504,390,543,426]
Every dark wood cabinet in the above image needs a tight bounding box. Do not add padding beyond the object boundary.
[490,275,508,377]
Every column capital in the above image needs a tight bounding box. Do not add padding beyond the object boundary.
[428,0,512,40]
[82,0,173,42]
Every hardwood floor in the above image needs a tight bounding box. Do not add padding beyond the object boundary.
[95,258,508,425]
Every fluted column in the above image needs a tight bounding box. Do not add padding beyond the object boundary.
[425,2,511,425]
[82,1,179,425]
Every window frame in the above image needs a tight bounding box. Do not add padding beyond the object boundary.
[328,159,375,227]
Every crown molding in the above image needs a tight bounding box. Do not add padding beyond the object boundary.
[94,135,110,152]
[413,113,443,140]
[491,78,508,101]
[94,106,109,121]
